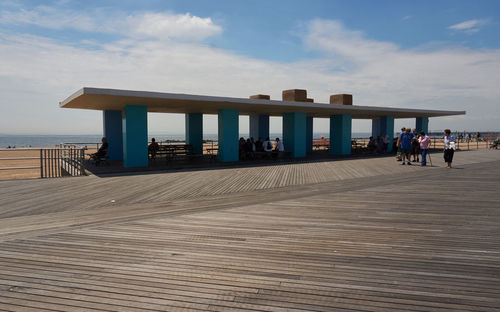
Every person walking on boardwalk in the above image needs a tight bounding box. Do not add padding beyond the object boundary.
[399,128,414,165]
[418,131,431,166]
[444,129,456,168]
[396,127,405,161]
[411,128,420,162]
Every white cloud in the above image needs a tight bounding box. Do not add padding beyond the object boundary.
[0,6,222,41]
[0,16,499,135]
[303,19,500,129]
[126,12,222,40]
[448,19,488,33]
[304,19,399,66]
[0,32,303,134]
[304,19,500,91]
[449,20,479,30]
[0,6,97,31]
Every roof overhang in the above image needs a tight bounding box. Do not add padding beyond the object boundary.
[60,87,466,119]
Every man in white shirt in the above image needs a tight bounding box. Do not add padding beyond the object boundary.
[382,133,390,153]
[263,137,273,152]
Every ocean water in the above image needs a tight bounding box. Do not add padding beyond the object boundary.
[0,135,104,148]
[0,134,193,148]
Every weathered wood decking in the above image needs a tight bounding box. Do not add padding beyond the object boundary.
[0,149,499,311]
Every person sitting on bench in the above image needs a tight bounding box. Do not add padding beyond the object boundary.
[490,139,499,149]
[90,137,108,161]
[148,138,160,159]
[263,137,273,152]
[273,137,285,158]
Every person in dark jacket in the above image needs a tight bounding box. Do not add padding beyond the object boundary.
[90,137,108,160]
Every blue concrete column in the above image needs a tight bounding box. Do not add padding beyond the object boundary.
[330,114,352,155]
[283,112,307,158]
[306,116,313,153]
[371,119,381,138]
[416,117,429,134]
[103,110,123,160]
[249,115,269,140]
[218,109,239,162]
[122,105,148,167]
[186,113,203,155]
[380,116,395,152]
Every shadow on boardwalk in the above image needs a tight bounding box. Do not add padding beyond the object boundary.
[85,149,411,178]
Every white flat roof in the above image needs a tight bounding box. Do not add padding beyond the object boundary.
[60,87,466,119]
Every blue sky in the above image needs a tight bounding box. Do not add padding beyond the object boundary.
[0,0,499,134]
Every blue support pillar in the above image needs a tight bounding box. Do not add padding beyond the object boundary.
[330,114,352,155]
[249,115,269,140]
[218,109,239,162]
[306,116,313,153]
[186,113,203,155]
[416,117,429,134]
[103,110,123,160]
[283,112,307,158]
[122,105,148,167]
[380,116,395,152]
[371,119,381,138]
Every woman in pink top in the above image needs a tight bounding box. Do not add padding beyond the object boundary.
[418,131,431,166]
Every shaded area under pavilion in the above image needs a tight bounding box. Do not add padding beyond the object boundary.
[60,87,465,168]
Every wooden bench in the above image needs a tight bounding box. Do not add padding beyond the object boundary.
[251,151,292,161]
[253,151,271,159]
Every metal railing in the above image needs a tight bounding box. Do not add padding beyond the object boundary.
[40,148,86,178]
[430,137,494,150]
[60,142,100,150]
[0,148,86,179]
[310,137,497,152]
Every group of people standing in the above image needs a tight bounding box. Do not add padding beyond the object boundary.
[397,128,428,166]
[397,128,456,168]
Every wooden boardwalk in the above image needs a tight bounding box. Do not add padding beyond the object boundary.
[0,149,499,311]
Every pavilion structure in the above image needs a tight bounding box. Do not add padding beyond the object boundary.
[60,87,465,168]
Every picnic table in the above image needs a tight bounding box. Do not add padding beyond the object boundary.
[206,147,218,155]
[150,144,203,162]
[312,140,329,151]
[351,140,366,153]
[205,147,218,162]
